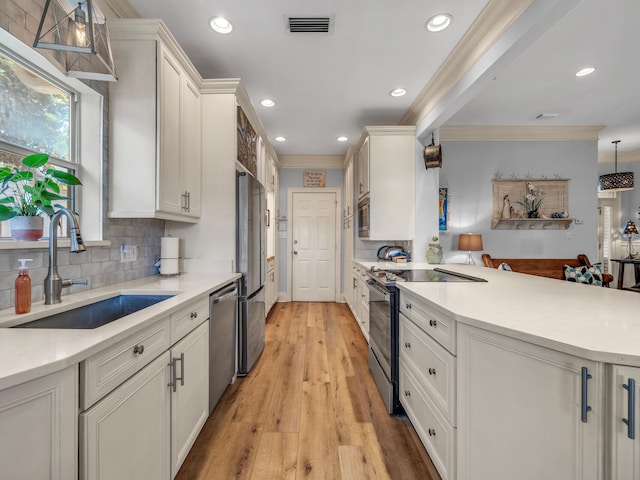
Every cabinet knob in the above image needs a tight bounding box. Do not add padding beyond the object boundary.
[190,311,198,319]
[133,345,145,355]
[404,390,411,397]
[405,303,412,309]
[429,319,437,327]
[404,342,411,349]
[428,368,436,375]
[428,428,436,437]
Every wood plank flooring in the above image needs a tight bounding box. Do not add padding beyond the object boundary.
[176,302,441,480]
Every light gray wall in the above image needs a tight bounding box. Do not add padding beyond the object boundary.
[0,7,164,310]
[278,168,343,293]
[438,140,599,263]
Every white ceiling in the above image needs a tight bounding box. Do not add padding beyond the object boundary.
[446,0,640,155]
[124,0,639,158]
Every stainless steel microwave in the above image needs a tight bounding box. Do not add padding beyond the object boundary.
[358,197,369,238]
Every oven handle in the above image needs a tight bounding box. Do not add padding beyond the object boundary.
[366,279,391,298]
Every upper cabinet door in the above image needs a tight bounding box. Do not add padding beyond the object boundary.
[108,20,202,223]
[158,46,184,215]
[181,76,202,218]
[357,137,369,199]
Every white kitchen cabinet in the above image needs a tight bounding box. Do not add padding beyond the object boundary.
[266,258,277,315]
[609,364,640,480]
[0,365,77,480]
[356,126,416,240]
[81,351,171,480]
[399,290,457,480]
[170,320,210,478]
[108,19,202,222]
[357,136,370,199]
[351,264,369,342]
[457,323,603,480]
[80,294,210,480]
[343,149,355,307]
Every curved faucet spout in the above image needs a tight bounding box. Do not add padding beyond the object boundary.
[44,208,87,305]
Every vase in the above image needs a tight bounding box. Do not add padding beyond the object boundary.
[426,237,443,264]
[10,215,44,241]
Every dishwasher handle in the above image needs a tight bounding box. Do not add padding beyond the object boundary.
[211,284,238,304]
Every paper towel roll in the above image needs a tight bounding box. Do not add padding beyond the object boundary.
[161,237,179,259]
[160,258,179,275]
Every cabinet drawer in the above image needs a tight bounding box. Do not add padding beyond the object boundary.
[399,290,456,354]
[170,296,209,344]
[400,314,456,425]
[400,363,455,480]
[81,317,171,410]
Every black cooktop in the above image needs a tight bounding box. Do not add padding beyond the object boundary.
[370,267,487,285]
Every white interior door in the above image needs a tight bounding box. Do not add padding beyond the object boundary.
[291,191,337,301]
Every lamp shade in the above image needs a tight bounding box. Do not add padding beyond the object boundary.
[623,220,639,236]
[33,0,117,81]
[458,233,483,251]
[599,172,634,192]
[599,139,634,192]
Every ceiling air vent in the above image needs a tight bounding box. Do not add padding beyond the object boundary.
[285,15,334,34]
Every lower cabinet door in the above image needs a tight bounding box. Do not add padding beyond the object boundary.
[170,320,209,478]
[0,365,77,480]
[80,351,171,480]
[457,324,603,480]
[610,364,640,480]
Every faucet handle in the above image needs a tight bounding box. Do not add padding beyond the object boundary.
[61,279,88,287]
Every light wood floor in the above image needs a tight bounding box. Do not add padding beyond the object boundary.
[176,302,441,480]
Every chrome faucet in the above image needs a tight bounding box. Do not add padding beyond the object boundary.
[44,208,88,305]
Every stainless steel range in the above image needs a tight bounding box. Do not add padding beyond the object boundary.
[365,267,486,414]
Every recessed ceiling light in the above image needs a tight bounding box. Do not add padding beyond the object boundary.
[425,13,453,32]
[575,66,596,77]
[260,99,276,107]
[209,16,233,34]
[275,136,286,142]
[337,136,348,142]
[390,88,407,97]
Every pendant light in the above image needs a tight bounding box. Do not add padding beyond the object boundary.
[599,140,634,192]
[33,0,117,82]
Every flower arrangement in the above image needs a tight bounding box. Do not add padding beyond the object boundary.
[516,182,544,218]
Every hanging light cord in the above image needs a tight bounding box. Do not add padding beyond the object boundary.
[613,140,621,173]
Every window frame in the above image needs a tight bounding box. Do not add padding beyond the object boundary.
[0,27,105,247]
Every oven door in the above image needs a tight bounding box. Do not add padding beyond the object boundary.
[367,279,392,382]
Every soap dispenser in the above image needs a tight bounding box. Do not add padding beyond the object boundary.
[15,258,32,314]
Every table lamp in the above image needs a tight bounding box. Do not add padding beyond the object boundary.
[622,220,638,258]
[458,233,483,264]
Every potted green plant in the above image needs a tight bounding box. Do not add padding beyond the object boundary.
[0,153,82,240]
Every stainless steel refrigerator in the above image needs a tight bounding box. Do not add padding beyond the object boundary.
[236,170,266,376]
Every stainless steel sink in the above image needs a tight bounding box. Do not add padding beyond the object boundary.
[13,295,174,329]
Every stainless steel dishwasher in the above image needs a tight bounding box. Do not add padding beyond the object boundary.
[209,282,238,414]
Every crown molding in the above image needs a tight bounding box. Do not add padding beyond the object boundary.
[598,148,640,164]
[439,125,604,142]
[400,0,534,126]
[343,147,357,168]
[279,155,344,169]
[96,0,141,19]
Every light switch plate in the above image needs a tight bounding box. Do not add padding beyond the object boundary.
[121,245,138,262]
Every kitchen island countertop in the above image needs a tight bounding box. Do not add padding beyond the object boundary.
[0,273,240,391]
[353,259,640,366]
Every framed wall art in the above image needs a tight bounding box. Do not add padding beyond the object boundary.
[237,105,257,176]
[439,186,448,231]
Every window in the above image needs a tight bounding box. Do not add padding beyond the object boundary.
[0,27,104,244]
[0,45,84,240]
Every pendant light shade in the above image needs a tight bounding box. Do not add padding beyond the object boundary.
[599,140,634,192]
[33,0,117,82]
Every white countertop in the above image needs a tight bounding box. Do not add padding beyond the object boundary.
[0,273,240,391]
[354,259,640,366]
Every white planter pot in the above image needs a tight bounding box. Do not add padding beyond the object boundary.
[10,216,44,241]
